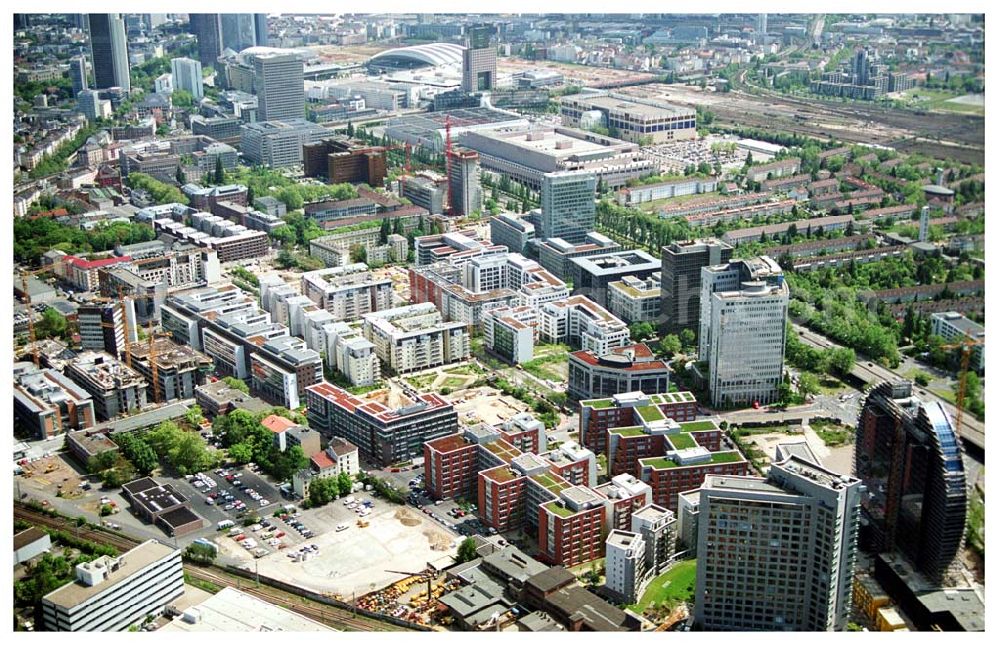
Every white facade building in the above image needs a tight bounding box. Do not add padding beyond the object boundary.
[362,303,470,375]
[41,540,183,631]
[170,57,204,100]
[699,257,789,408]
[605,530,647,604]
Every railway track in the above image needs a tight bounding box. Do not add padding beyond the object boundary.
[13,503,418,632]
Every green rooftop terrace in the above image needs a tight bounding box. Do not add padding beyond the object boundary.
[530,472,570,495]
[544,501,575,517]
[635,405,665,423]
[610,426,647,438]
[680,420,718,433]
[667,433,697,450]
[650,392,695,404]
[640,450,745,470]
[582,398,615,409]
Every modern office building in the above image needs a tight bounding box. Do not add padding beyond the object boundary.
[240,119,328,168]
[69,56,88,95]
[536,233,621,280]
[189,14,223,69]
[489,213,535,256]
[539,171,597,244]
[190,115,242,145]
[400,175,446,215]
[254,14,269,46]
[607,273,662,324]
[77,300,138,359]
[462,24,497,93]
[361,303,470,375]
[570,250,660,308]
[929,311,985,373]
[305,381,458,465]
[13,362,96,440]
[694,456,863,631]
[458,125,656,192]
[41,540,183,631]
[699,256,789,408]
[302,136,388,185]
[170,57,203,100]
[568,343,671,401]
[448,148,483,216]
[254,52,305,122]
[220,14,257,52]
[660,239,732,334]
[88,14,130,92]
[854,381,967,585]
[537,295,631,356]
[561,92,696,144]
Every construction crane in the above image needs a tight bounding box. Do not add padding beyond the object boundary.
[385,569,433,601]
[938,334,982,438]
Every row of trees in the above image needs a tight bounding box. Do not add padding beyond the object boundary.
[126,172,188,205]
[28,125,99,179]
[14,216,156,264]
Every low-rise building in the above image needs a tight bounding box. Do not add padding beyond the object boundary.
[41,540,183,632]
[14,527,52,565]
[568,344,671,401]
[66,430,119,467]
[194,381,271,418]
[929,311,985,373]
[578,389,699,456]
[120,477,204,537]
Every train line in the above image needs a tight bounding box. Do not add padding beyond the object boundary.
[13,503,418,633]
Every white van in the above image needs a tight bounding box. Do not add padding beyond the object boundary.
[217,519,235,530]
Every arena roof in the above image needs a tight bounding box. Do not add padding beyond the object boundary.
[370,42,465,67]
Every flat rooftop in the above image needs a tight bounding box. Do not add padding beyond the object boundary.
[160,587,337,632]
[43,540,178,609]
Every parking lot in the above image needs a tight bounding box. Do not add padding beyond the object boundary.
[165,465,287,540]
[217,493,460,598]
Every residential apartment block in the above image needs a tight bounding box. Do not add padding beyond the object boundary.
[362,303,470,375]
[64,351,148,421]
[13,362,96,439]
[607,273,662,324]
[579,389,698,455]
[305,381,458,466]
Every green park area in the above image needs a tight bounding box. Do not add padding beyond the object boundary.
[629,560,698,615]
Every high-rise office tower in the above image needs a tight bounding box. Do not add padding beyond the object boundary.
[448,148,483,216]
[171,57,204,100]
[221,14,257,52]
[190,14,223,69]
[854,49,870,86]
[659,239,732,334]
[694,456,863,631]
[69,56,88,96]
[699,256,788,408]
[254,52,305,121]
[757,13,768,34]
[254,14,269,47]
[539,171,597,244]
[88,14,131,92]
[854,381,967,585]
[462,24,497,92]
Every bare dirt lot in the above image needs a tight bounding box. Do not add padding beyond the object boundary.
[220,501,458,599]
[449,386,533,427]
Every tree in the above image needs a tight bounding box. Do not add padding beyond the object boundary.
[797,372,821,399]
[228,442,253,465]
[116,433,159,476]
[214,157,225,185]
[268,445,308,482]
[659,334,682,358]
[221,376,249,394]
[456,537,479,563]
[185,404,204,429]
[36,307,69,340]
[337,471,354,496]
[175,166,186,185]
[87,450,119,475]
[825,347,856,376]
[913,371,931,387]
[629,321,655,342]
[745,151,754,168]
[679,328,697,350]
[270,224,296,246]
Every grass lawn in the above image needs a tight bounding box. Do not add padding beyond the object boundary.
[810,421,854,447]
[642,191,722,213]
[405,373,437,390]
[900,88,985,116]
[816,375,849,395]
[442,376,469,389]
[521,352,568,383]
[629,560,697,615]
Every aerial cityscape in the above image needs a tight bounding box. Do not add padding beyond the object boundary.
[10,11,986,633]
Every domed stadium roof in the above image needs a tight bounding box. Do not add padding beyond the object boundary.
[369,42,464,68]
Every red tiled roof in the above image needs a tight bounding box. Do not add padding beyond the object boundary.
[261,414,296,434]
[311,450,335,470]
[426,433,474,454]
[63,254,132,270]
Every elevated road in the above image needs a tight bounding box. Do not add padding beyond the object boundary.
[791,323,985,453]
